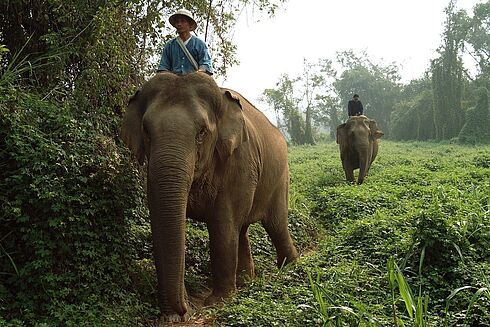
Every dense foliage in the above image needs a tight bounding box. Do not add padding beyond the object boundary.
[389,77,436,141]
[431,1,466,141]
[0,86,152,325]
[458,86,490,144]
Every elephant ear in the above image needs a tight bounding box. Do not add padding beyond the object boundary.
[216,90,250,161]
[120,90,145,165]
[336,123,347,145]
[368,119,384,140]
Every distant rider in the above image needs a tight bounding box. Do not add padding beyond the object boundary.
[347,94,364,117]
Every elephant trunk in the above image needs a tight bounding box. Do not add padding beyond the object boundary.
[147,145,194,317]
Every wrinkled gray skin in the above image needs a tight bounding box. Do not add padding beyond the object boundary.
[336,115,384,184]
[120,72,298,322]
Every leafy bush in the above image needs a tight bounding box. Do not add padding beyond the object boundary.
[458,87,490,144]
[0,88,150,325]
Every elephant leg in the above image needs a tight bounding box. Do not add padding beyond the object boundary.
[342,160,355,183]
[345,168,355,183]
[357,151,370,185]
[205,218,238,305]
[236,225,254,286]
[262,220,298,268]
[262,194,299,268]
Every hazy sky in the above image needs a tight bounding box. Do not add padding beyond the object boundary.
[215,0,481,108]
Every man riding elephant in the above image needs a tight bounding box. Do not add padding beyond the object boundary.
[347,94,364,117]
[336,115,383,184]
[157,8,213,75]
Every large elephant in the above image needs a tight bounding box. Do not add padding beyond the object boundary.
[336,115,384,184]
[120,72,298,322]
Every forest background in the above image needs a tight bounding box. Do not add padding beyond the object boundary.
[0,0,489,325]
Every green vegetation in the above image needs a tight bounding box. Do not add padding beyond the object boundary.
[0,74,154,327]
[210,141,490,326]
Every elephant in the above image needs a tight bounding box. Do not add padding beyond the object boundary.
[120,72,299,322]
[336,115,384,184]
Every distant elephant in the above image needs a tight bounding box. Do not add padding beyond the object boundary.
[120,72,298,322]
[336,115,384,184]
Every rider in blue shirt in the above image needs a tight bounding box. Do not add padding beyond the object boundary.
[157,9,213,75]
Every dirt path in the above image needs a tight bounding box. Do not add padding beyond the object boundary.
[166,316,215,327]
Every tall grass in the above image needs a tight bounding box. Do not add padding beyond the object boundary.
[0,37,58,88]
[445,275,490,327]
[308,269,352,326]
[388,256,429,327]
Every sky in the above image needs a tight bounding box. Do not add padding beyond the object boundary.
[213,0,481,114]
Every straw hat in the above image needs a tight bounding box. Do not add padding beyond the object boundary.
[169,9,197,31]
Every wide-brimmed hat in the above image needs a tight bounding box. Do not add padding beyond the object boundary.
[169,9,197,31]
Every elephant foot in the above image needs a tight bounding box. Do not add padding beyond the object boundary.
[159,308,194,324]
[236,265,255,287]
[236,272,254,287]
[277,248,299,269]
[204,289,235,306]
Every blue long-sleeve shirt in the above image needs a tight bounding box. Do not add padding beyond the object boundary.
[157,36,213,75]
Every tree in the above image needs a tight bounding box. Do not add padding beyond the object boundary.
[458,86,490,144]
[389,1,489,142]
[334,50,401,135]
[462,1,490,78]
[390,76,435,141]
[315,94,342,140]
[301,59,316,145]
[303,58,340,140]
[390,91,435,141]
[262,59,340,144]
[0,0,286,95]
[262,74,306,144]
[297,59,337,144]
[264,52,402,141]
[431,0,467,140]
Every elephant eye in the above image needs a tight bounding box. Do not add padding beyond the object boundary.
[196,127,207,144]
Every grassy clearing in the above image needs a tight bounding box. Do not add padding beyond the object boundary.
[207,140,490,326]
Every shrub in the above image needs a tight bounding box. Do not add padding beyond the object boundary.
[0,89,150,325]
[458,87,490,144]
